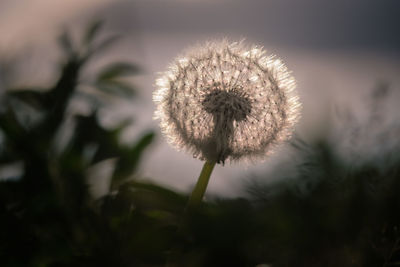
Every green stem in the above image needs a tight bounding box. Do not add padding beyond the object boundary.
[166,161,216,266]
[187,160,216,208]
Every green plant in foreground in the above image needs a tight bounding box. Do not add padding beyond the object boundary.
[0,21,159,266]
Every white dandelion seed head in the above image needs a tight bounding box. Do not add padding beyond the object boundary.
[153,39,301,164]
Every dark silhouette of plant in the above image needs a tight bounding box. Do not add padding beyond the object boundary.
[0,21,176,267]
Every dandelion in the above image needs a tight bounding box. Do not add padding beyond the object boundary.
[153,40,301,207]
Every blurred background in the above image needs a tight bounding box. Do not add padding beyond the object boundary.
[0,0,400,266]
[1,0,400,195]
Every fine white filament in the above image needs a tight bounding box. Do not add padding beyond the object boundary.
[154,40,301,164]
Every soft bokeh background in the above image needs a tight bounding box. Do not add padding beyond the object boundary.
[1,1,400,266]
[1,0,399,197]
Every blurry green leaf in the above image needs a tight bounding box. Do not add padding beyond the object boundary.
[96,80,136,98]
[73,113,120,163]
[8,89,48,110]
[289,135,309,151]
[112,132,155,186]
[42,59,81,136]
[145,210,174,221]
[58,29,74,57]
[128,131,154,162]
[98,63,140,81]
[128,181,185,204]
[0,108,27,145]
[84,20,104,45]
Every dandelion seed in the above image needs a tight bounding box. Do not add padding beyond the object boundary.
[154,39,301,165]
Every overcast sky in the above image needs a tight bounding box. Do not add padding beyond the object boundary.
[107,0,400,51]
[1,0,399,52]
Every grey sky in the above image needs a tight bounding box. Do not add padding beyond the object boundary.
[106,0,400,51]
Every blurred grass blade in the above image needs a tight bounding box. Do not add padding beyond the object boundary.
[84,20,104,45]
[97,80,136,98]
[112,132,155,186]
[58,29,74,57]
[98,63,141,81]
[8,90,47,110]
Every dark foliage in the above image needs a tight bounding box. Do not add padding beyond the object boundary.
[0,23,399,267]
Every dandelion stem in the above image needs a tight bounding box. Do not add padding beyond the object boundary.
[166,161,216,266]
[187,160,216,208]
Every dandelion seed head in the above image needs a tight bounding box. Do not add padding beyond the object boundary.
[153,39,301,164]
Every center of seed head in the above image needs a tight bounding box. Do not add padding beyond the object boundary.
[202,84,252,122]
